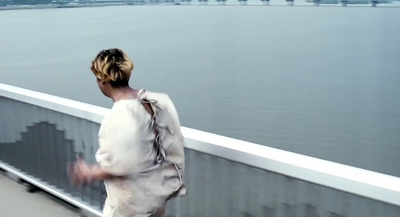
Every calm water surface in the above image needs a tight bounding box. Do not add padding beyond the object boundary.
[0,6,399,176]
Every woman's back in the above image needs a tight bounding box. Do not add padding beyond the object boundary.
[96,90,185,217]
[68,49,185,217]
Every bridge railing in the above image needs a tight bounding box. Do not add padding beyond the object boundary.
[1,82,399,217]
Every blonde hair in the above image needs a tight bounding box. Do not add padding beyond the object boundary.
[91,48,134,88]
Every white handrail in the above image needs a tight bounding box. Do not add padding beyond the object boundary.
[0,83,108,124]
[1,82,400,207]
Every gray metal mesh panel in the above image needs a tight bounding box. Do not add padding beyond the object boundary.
[0,96,105,210]
[1,96,399,217]
[168,142,400,217]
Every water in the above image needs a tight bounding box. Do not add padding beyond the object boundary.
[0,5,399,176]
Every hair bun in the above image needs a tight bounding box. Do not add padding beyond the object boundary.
[90,48,134,88]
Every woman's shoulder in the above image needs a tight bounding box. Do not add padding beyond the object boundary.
[142,90,174,106]
[101,100,138,125]
[141,89,169,100]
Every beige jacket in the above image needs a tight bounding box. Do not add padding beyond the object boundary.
[95,90,185,217]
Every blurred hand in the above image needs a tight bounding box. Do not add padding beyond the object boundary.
[67,156,93,186]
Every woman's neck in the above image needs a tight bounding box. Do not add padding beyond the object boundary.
[110,86,138,102]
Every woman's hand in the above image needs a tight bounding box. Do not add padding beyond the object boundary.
[68,156,123,186]
[68,157,93,186]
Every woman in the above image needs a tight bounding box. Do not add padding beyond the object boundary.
[68,48,186,217]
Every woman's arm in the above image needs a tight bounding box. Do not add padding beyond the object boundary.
[88,165,118,180]
[68,157,124,186]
